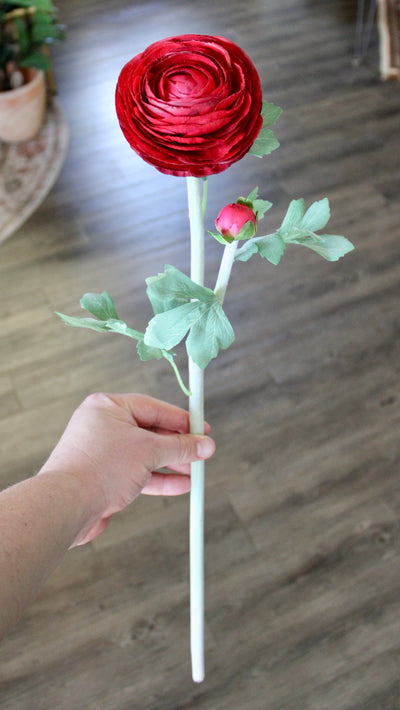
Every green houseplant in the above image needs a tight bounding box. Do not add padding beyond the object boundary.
[0,0,65,141]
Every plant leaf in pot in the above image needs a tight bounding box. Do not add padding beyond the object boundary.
[0,0,65,142]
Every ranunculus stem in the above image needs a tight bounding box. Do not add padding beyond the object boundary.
[186,176,205,683]
[214,240,239,303]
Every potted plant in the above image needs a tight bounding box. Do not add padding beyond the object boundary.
[0,0,65,142]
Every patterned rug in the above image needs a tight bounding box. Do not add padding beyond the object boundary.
[0,99,69,244]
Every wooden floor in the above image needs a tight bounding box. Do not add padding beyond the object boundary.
[1,0,400,707]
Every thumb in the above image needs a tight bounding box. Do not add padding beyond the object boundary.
[151,432,215,471]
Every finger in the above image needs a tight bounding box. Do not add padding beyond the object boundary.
[150,420,211,436]
[150,432,215,471]
[141,472,191,496]
[119,394,191,433]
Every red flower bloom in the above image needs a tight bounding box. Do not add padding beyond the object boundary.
[215,202,257,240]
[115,35,263,177]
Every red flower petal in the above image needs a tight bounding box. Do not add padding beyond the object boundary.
[116,35,263,177]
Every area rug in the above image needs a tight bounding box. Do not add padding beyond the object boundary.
[0,99,69,244]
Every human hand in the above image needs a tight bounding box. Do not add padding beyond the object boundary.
[39,393,215,545]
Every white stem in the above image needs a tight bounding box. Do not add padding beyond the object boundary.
[186,176,205,683]
[214,240,239,303]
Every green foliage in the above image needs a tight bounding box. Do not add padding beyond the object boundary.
[56,291,191,397]
[80,292,119,321]
[209,187,272,246]
[144,265,235,370]
[0,0,65,89]
[249,101,282,158]
[208,229,230,245]
[237,187,273,222]
[235,198,354,264]
[4,1,54,8]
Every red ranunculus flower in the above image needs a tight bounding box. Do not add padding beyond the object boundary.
[115,34,263,177]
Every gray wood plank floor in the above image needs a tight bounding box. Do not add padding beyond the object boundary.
[1,0,400,707]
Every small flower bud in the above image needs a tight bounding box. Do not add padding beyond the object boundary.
[215,202,257,241]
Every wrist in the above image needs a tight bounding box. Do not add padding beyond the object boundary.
[36,468,103,546]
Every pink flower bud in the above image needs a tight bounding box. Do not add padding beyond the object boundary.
[215,203,257,241]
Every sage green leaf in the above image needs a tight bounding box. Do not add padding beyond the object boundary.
[299,198,330,232]
[208,229,231,245]
[279,199,305,234]
[137,340,163,361]
[55,313,112,333]
[261,101,282,127]
[144,301,201,351]
[56,311,143,340]
[256,233,286,264]
[236,197,254,209]
[234,241,259,263]
[107,320,143,340]
[186,302,235,370]
[249,127,280,158]
[246,186,259,202]
[252,198,273,220]
[235,233,286,265]
[236,220,256,241]
[289,234,355,261]
[80,291,119,320]
[146,265,214,314]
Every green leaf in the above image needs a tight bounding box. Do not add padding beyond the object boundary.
[186,301,235,369]
[255,234,286,264]
[144,264,235,369]
[146,265,214,314]
[261,101,282,127]
[20,51,51,71]
[56,298,190,396]
[55,311,143,340]
[248,103,281,158]
[236,196,254,209]
[33,19,65,44]
[279,199,305,234]
[208,229,231,245]
[14,17,29,55]
[252,198,273,220]
[246,186,259,202]
[288,234,355,261]
[235,233,286,265]
[144,301,201,351]
[107,320,144,340]
[8,0,54,9]
[237,189,272,221]
[236,220,256,241]
[55,312,112,334]
[137,340,163,361]
[234,241,259,263]
[248,127,280,158]
[277,198,354,261]
[145,297,235,370]
[235,195,354,264]
[80,291,119,320]
[299,198,330,232]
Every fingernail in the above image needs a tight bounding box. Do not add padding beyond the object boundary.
[197,437,215,459]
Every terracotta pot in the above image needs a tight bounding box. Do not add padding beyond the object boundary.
[0,68,46,143]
